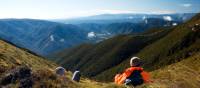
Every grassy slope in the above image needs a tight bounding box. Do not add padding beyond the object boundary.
[80,52,200,88]
[0,40,57,72]
[0,40,124,88]
[0,39,75,88]
[1,13,199,88]
[148,52,200,88]
[54,28,171,77]
[95,13,200,81]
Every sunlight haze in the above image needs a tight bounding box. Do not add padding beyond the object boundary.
[0,0,199,19]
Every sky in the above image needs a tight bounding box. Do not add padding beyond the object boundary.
[0,0,199,19]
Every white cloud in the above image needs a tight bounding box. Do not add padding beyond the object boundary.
[60,39,65,42]
[98,10,135,14]
[77,9,176,16]
[76,10,135,16]
[150,10,176,14]
[88,32,96,38]
[128,16,134,19]
[163,16,173,21]
[180,4,192,7]
[50,35,54,41]
[142,16,146,20]
[172,23,178,26]
[145,19,148,24]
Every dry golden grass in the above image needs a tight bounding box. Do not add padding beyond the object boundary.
[0,40,124,88]
[148,52,200,88]
[1,39,200,88]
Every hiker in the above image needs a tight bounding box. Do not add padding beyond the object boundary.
[114,57,151,87]
[55,66,67,81]
[55,67,66,76]
[72,70,81,82]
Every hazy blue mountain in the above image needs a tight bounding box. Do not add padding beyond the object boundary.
[0,13,195,57]
[76,17,182,42]
[0,19,89,56]
[51,13,200,81]
[50,13,195,43]
[52,13,195,24]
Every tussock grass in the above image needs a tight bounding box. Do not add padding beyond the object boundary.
[0,40,123,88]
[148,53,200,88]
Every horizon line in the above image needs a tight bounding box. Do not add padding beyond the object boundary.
[0,12,198,20]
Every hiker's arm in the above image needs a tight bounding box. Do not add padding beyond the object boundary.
[141,71,152,83]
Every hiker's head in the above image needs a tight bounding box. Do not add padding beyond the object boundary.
[55,67,65,76]
[130,57,142,67]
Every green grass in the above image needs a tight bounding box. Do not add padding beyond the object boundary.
[54,28,170,77]
[95,13,200,81]
[1,13,199,88]
[0,40,125,88]
[149,52,200,88]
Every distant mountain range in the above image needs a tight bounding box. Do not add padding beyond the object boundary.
[52,28,172,76]
[0,13,196,56]
[0,13,199,88]
[52,13,195,24]
[0,19,88,55]
[52,13,200,82]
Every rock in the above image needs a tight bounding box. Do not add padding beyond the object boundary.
[0,66,33,87]
[0,65,7,73]
[18,66,31,79]
[19,77,33,88]
[0,73,17,85]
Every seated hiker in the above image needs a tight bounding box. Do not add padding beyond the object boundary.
[114,57,151,87]
[55,67,67,81]
[72,70,81,82]
[55,67,66,76]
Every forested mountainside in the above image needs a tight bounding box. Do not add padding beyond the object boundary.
[52,13,200,84]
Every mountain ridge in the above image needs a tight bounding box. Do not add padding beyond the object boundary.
[52,13,195,24]
[0,16,183,57]
[0,39,125,88]
[52,28,172,77]
[95,13,200,81]
[50,13,200,83]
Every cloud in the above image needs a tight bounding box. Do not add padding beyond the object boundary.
[60,39,65,42]
[163,16,173,21]
[74,9,176,17]
[97,10,135,14]
[180,4,192,7]
[50,35,54,41]
[76,10,136,15]
[150,10,176,14]
[88,32,96,38]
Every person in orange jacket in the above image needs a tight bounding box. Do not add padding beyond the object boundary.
[114,57,151,86]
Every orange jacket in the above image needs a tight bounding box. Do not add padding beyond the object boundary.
[114,67,150,85]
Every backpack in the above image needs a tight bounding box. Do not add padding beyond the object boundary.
[126,70,143,86]
[114,67,150,85]
[72,71,81,82]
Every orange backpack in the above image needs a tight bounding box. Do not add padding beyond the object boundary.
[114,67,150,85]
